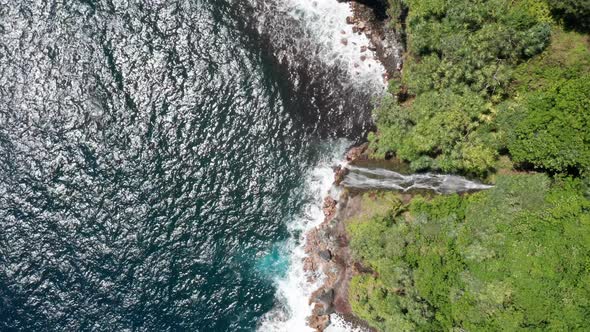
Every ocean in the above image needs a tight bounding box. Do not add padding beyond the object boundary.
[0,0,384,330]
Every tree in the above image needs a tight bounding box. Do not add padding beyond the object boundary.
[548,0,590,31]
[506,75,590,175]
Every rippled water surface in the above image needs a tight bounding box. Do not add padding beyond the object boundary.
[0,0,380,330]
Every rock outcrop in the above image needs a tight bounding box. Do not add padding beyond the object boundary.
[304,144,374,332]
[343,1,404,78]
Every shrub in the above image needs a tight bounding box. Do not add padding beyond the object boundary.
[505,75,590,174]
[548,0,590,31]
[348,174,590,331]
[370,0,551,175]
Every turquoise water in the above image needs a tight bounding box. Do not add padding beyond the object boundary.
[0,0,379,330]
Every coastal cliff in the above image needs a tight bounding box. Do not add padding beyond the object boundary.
[304,145,372,331]
[304,0,590,330]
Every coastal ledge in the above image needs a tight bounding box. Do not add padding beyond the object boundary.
[306,143,402,331]
[341,0,404,79]
[304,143,492,331]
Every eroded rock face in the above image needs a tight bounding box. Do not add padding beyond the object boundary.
[346,142,369,162]
[323,197,338,220]
[305,144,374,331]
[346,1,404,77]
[337,0,389,20]
[334,166,350,186]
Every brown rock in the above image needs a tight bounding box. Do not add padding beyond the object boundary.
[345,143,368,162]
[334,165,350,186]
[322,196,337,220]
[345,16,355,25]
[360,45,367,52]
[360,55,367,61]
[303,256,315,272]
[340,38,348,46]
[308,314,330,331]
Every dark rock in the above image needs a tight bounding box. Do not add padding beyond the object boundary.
[315,289,335,308]
[319,249,332,261]
[334,165,350,186]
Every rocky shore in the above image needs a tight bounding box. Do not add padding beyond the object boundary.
[304,144,376,331]
[303,2,405,329]
[341,0,404,79]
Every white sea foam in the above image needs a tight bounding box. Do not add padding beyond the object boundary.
[258,141,351,332]
[326,314,366,332]
[256,0,388,330]
[252,0,387,91]
[283,0,386,88]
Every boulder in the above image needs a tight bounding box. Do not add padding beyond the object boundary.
[308,313,330,331]
[319,249,332,261]
[345,143,368,162]
[334,165,350,185]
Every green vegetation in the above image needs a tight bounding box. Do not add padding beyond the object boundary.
[349,1,590,330]
[500,29,590,176]
[548,0,590,32]
[370,0,590,177]
[502,75,590,174]
[348,175,590,331]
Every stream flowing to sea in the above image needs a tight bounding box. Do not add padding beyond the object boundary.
[0,0,385,331]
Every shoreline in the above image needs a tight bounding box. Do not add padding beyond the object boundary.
[304,1,404,329]
[305,144,374,332]
[348,1,404,79]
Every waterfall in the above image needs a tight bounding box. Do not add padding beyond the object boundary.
[342,165,493,194]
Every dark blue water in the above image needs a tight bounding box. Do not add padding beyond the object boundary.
[0,1,377,331]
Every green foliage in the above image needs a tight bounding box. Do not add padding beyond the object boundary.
[502,75,590,174]
[511,28,590,95]
[548,0,590,31]
[404,0,551,98]
[386,0,408,29]
[348,175,590,331]
[496,28,590,175]
[371,0,551,176]
[372,89,498,174]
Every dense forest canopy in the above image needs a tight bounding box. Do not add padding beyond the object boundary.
[349,176,590,331]
[370,0,590,178]
[350,0,590,330]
